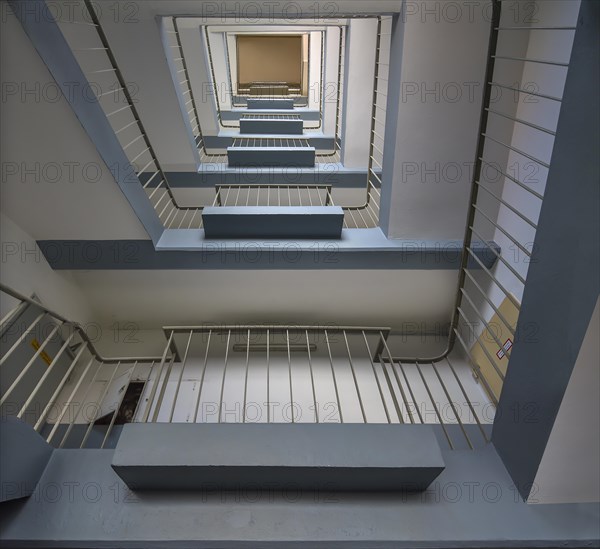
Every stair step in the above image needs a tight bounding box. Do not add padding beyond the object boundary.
[249,83,290,95]
[240,114,303,135]
[202,205,344,238]
[227,138,315,167]
[112,423,445,491]
[247,98,295,110]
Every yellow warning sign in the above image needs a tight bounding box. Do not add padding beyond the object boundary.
[31,339,53,366]
[470,295,520,403]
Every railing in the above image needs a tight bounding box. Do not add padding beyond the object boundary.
[50,0,571,261]
[433,0,578,405]
[209,183,384,231]
[1,284,493,450]
[230,138,311,148]
[240,114,302,121]
[335,26,347,153]
[208,184,385,231]
[165,18,226,165]
[212,185,334,207]
[204,26,327,130]
[56,5,385,231]
[207,26,344,135]
[341,15,391,229]
[314,25,346,161]
[4,3,579,457]
[55,1,205,229]
[227,37,306,104]
[0,283,167,449]
[166,17,382,228]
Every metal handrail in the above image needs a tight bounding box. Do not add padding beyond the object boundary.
[142,19,379,227]
[60,7,385,229]
[1,280,495,449]
[203,26,326,131]
[396,0,577,408]
[171,17,209,157]
[61,1,205,229]
[212,184,335,207]
[0,283,167,364]
[342,15,391,229]
[228,41,309,107]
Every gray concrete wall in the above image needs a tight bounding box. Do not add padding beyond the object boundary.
[0,445,598,547]
[0,417,53,502]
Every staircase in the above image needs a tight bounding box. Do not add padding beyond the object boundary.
[227,97,315,168]
[215,94,346,238]
[245,97,295,110]
[227,138,316,168]
[240,114,304,135]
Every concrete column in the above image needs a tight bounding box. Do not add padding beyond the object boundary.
[322,26,341,137]
[226,33,238,96]
[378,5,489,239]
[308,31,322,111]
[159,18,202,169]
[178,22,220,138]
[340,19,377,169]
[205,29,232,112]
[532,298,600,504]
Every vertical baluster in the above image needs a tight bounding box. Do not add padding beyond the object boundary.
[217,330,231,423]
[343,330,367,423]
[324,330,343,423]
[169,331,194,423]
[286,330,295,423]
[306,330,319,423]
[193,330,212,423]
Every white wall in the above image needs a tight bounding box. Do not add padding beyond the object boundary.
[307,31,323,110]
[532,297,600,504]
[322,26,342,137]
[0,214,92,324]
[205,29,233,113]
[341,19,378,169]
[383,2,490,239]
[227,34,238,94]
[176,21,221,138]
[66,268,460,338]
[91,4,199,172]
[0,8,150,241]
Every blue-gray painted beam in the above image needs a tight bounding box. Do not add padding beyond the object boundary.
[0,418,53,502]
[159,17,201,171]
[246,98,295,110]
[239,119,304,135]
[8,0,164,245]
[379,14,404,236]
[202,206,344,239]
[1,445,598,547]
[492,0,599,500]
[139,168,379,188]
[36,236,500,270]
[112,423,444,492]
[223,109,320,122]
[227,147,316,168]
